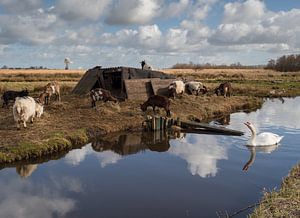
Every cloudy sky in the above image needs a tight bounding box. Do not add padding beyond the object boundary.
[0,0,299,69]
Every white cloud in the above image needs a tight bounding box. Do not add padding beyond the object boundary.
[0,0,42,13]
[55,0,111,21]
[209,0,300,53]
[164,28,187,51]
[138,25,162,48]
[223,0,266,24]
[106,0,161,25]
[0,13,57,45]
[163,0,190,18]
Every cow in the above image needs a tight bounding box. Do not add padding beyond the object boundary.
[13,96,44,129]
[185,81,208,95]
[90,88,118,108]
[2,89,29,108]
[43,82,60,105]
[140,95,171,117]
[215,82,232,98]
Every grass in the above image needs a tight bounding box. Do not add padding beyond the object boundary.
[250,162,300,218]
[0,128,89,163]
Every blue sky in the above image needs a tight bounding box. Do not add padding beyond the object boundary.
[0,0,299,69]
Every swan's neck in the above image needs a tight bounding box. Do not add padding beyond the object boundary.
[248,125,257,145]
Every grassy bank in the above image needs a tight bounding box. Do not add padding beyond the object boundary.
[0,93,263,163]
[250,163,300,217]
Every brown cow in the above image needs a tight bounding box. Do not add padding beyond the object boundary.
[215,82,232,98]
[42,82,60,104]
[140,95,171,117]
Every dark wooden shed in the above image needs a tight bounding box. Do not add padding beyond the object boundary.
[72,66,175,100]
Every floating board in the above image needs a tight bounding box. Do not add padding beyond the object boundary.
[143,116,244,136]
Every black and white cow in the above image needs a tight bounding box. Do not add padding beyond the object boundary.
[90,88,118,108]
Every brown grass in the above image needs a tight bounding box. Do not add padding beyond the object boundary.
[0,69,85,75]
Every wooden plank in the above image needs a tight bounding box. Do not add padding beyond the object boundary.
[180,120,244,136]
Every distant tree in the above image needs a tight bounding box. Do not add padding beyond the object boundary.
[270,54,300,72]
[1,65,8,69]
[265,59,276,70]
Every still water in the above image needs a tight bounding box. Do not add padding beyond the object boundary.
[0,97,299,218]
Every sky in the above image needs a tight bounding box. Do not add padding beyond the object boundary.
[0,0,299,69]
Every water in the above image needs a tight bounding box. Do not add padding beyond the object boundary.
[0,97,299,218]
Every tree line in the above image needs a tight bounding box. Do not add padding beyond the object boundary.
[265,54,300,72]
[172,62,263,69]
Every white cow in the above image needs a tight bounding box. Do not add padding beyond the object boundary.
[168,80,185,99]
[13,97,44,129]
[185,81,207,95]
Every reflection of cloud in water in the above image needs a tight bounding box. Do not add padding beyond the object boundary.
[64,144,94,165]
[65,144,122,168]
[0,178,75,218]
[169,134,228,178]
[96,151,122,168]
[229,98,300,136]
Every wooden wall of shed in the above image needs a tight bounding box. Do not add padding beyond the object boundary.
[124,79,155,100]
[151,79,174,96]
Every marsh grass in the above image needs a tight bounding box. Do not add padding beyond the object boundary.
[250,163,300,218]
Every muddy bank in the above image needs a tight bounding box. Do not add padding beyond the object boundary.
[0,94,263,163]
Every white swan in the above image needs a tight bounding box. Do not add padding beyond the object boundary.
[244,121,284,146]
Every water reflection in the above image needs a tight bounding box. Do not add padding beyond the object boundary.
[242,144,279,171]
[214,114,231,125]
[0,177,76,218]
[169,134,228,178]
[65,131,177,167]
[16,164,38,178]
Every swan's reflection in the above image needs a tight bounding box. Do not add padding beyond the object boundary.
[16,164,38,178]
[242,144,279,171]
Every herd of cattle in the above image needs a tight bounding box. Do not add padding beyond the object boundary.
[1,79,232,129]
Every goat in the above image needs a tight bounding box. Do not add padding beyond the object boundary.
[168,80,185,99]
[2,89,29,108]
[140,95,171,117]
[185,81,207,95]
[13,97,44,129]
[140,60,153,70]
[215,82,232,98]
[90,88,118,108]
[43,82,60,105]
